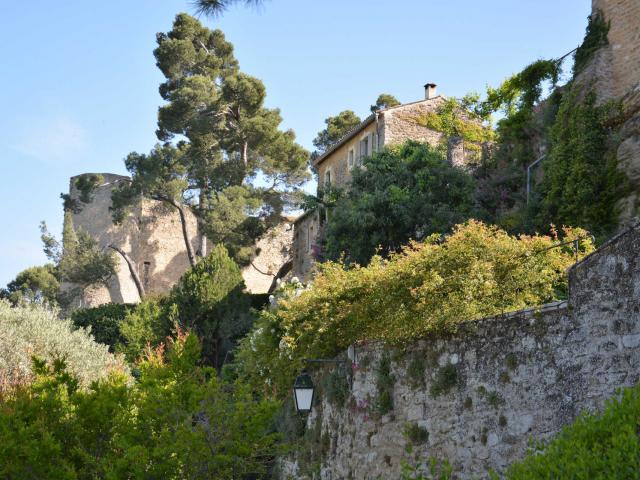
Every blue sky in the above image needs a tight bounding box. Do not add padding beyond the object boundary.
[0,0,591,286]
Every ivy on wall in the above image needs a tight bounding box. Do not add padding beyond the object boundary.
[573,10,610,75]
[536,91,626,240]
[413,98,495,156]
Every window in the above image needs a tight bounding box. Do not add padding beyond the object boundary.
[358,136,369,165]
[143,261,151,289]
[324,169,331,187]
[348,149,355,169]
[361,136,369,157]
[307,225,314,253]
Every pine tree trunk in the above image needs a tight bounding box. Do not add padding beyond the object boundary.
[200,233,208,258]
[167,198,197,267]
[108,245,145,300]
[268,259,293,293]
[198,189,208,258]
[241,141,248,166]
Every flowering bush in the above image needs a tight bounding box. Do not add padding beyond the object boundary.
[237,221,593,396]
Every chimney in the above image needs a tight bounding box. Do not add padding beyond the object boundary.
[424,83,437,100]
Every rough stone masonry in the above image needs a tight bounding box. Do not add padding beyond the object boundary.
[280,224,640,479]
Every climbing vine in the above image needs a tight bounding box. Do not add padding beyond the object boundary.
[573,10,609,75]
[536,91,626,240]
[414,98,495,156]
[236,221,593,397]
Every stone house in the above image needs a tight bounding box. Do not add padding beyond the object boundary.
[292,84,483,280]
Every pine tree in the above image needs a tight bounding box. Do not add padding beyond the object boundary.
[113,14,309,266]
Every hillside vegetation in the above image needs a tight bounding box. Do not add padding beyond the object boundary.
[506,384,640,479]
[237,221,593,396]
[0,301,127,395]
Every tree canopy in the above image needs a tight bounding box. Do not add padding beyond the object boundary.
[312,110,362,155]
[113,13,309,265]
[168,243,253,367]
[371,93,400,112]
[40,212,116,306]
[193,0,264,17]
[322,141,481,265]
[1,264,60,307]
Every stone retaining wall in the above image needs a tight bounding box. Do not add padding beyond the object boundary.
[280,224,640,479]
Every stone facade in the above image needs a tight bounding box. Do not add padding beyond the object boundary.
[292,209,322,282]
[281,224,640,479]
[315,119,379,192]
[64,173,293,307]
[293,87,486,280]
[585,0,640,102]
[241,220,295,293]
[66,173,200,307]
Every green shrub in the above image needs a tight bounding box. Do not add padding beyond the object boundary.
[404,423,429,445]
[0,300,127,394]
[375,355,395,416]
[507,384,640,479]
[505,353,519,371]
[499,414,508,427]
[407,354,427,389]
[119,245,254,367]
[250,293,271,310]
[118,297,171,362]
[487,391,504,409]
[323,141,480,266]
[400,457,453,480]
[169,244,254,368]
[237,221,593,396]
[573,10,610,75]
[0,332,281,479]
[430,364,458,398]
[322,365,351,408]
[71,303,135,351]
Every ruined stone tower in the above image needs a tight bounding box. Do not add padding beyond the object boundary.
[64,173,293,307]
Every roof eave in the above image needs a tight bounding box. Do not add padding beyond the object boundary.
[312,114,377,167]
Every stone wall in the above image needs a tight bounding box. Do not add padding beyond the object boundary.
[291,209,321,282]
[576,0,640,227]
[281,224,640,479]
[242,220,295,293]
[381,97,446,147]
[66,173,199,307]
[588,0,640,101]
[64,173,294,306]
[382,98,484,168]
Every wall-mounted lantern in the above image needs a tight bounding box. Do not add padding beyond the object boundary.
[293,355,355,414]
[293,369,315,414]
